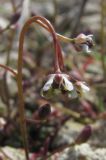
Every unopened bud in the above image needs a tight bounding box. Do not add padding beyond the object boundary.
[38,103,51,119]
[75,125,92,144]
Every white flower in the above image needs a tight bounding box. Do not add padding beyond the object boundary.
[41,73,75,98]
[74,34,94,53]
[75,34,93,44]
[41,74,90,98]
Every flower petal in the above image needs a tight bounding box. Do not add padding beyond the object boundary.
[42,74,55,91]
[82,44,91,53]
[75,33,86,44]
[79,82,90,92]
[86,35,93,40]
[63,75,74,91]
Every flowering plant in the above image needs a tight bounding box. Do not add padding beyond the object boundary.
[0,14,94,160]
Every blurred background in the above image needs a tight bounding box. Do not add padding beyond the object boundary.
[0,0,106,159]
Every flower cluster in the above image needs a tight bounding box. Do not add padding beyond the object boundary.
[40,30,93,99]
[41,73,90,99]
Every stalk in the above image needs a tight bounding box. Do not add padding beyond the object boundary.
[0,64,17,76]
[17,16,65,160]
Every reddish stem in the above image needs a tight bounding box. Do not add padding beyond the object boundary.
[56,41,64,71]
[17,16,65,160]
[35,19,64,71]
[36,17,62,72]
[0,64,17,76]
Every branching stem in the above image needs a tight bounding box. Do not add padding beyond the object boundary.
[17,16,66,160]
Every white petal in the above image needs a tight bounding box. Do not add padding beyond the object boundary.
[86,35,93,42]
[87,34,93,38]
[63,76,74,91]
[77,33,86,39]
[80,82,90,92]
[43,74,55,91]
[75,34,86,44]
[82,44,91,53]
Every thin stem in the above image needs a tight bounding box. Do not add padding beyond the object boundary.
[17,16,65,160]
[0,64,17,76]
[57,33,74,43]
[56,41,64,71]
[35,17,62,72]
[0,18,74,44]
[36,20,74,43]
[35,20,65,71]
[17,25,29,160]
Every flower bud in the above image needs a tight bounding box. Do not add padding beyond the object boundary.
[75,125,92,144]
[38,103,51,119]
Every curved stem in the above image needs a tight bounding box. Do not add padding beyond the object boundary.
[0,64,17,76]
[17,16,65,160]
[17,23,29,160]
[36,20,74,43]
[35,16,62,72]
